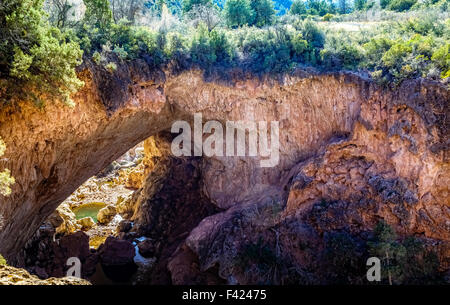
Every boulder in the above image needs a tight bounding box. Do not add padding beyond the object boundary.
[51,231,98,278]
[54,204,81,235]
[137,239,156,258]
[77,217,95,231]
[117,220,133,233]
[98,237,137,282]
[97,205,117,224]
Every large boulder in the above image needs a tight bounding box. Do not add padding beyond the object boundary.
[54,204,81,235]
[137,239,156,258]
[98,237,137,282]
[97,205,117,225]
[49,231,98,278]
[77,217,95,231]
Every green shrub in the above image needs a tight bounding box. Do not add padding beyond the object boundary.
[0,254,6,266]
[380,0,392,8]
[321,38,363,69]
[249,0,276,27]
[241,26,294,73]
[354,0,368,10]
[367,221,443,284]
[299,19,325,49]
[323,231,365,284]
[165,32,189,69]
[190,23,234,68]
[83,0,113,31]
[290,0,307,15]
[431,43,450,77]
[0,0,83,107]
[322,13,334,21]
[401,17,445,36]
[387,0,417,11]
[291,33,309,57]
[225,0,254,28]
[182,0,213,13]
[105,62,117,72]
[362,37,395,69]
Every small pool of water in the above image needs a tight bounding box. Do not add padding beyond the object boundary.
[73,202,106,223]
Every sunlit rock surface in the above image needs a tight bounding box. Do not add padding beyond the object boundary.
[0,60,448,283]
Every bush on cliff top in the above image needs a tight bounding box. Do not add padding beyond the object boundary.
[0,0,83,107]
[72,1,448,84]
[0,254,6,266]
[1,0,448,110]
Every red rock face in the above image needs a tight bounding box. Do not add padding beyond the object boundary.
[0,61,448,284]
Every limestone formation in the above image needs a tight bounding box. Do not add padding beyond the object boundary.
[0,61,447,283]
[97,205,117,225]
[0,265,90,285]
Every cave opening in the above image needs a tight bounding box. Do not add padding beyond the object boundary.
[20,138,149,283]
[18,130,224,285]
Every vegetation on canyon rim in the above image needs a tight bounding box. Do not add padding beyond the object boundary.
[0,0,448,108]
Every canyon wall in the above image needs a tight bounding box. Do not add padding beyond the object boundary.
[0,60,448,281]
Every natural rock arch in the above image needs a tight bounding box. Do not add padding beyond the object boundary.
[0,61,448,264]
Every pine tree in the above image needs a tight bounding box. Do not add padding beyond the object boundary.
[250,0,275,27]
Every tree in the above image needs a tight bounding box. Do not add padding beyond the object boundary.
[380,0,391,8]
[338,0,350,13]
[306,0,332,16]
[0,0,83,106]
[109,0,147,24]
[224,0,253,28]
[387,0,417,11]
[83,0,113,30]
[186,4,222,31]
[354,0,367,10]
[182,0,213,13]
[249,0,275,27]
[44,0,81,28]
[290,0,307,15]
[0,138,14,196]
[367,221,443,284]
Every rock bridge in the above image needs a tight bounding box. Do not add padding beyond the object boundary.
[0,60,448,269]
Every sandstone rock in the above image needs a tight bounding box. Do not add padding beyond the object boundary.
[0,265,90,285]
[98,236,135,266]
[97,205,117,225]
[77,217,96,231]
[116,195,135,217]
[54,204,81,235]
[98,236,137,282]
[0,62,447,287]
[168,244,225,285]
[117,220,133,233]
[137,239,156,258]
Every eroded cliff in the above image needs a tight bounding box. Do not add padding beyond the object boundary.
[0,60,448,284]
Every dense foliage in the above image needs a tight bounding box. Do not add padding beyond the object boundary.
[0,0,448,109]
[367,221,443,284]
[0,0,83,106]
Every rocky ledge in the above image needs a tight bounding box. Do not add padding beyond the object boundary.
[0,265,90,285]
